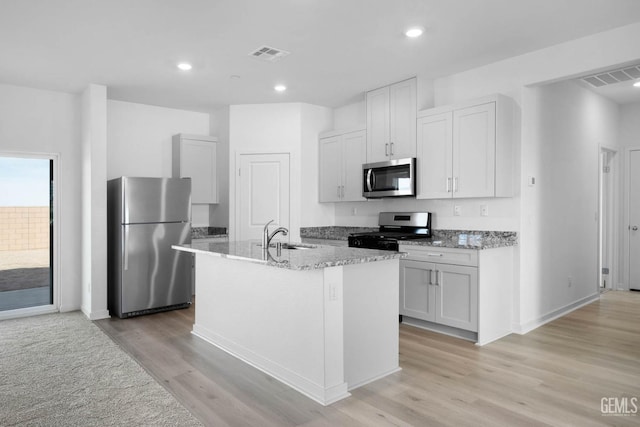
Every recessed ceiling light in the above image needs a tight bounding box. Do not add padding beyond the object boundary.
[177,63,192,71]
[274,84,287,92]
[405,27,424,38]
[634,81,640,88]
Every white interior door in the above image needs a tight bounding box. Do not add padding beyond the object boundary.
[629,150,640,290]
[237,153,290,241]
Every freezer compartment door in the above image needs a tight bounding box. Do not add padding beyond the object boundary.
[122,177,191,224]
[121,222,192,314]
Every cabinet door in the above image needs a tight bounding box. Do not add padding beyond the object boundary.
[319,136,342,202]
[366,86,390,162]
[180,139,217,203]
[399,260,435,321]
[434,264,478,331]
[453,102,496,198]
[416,111,453,199]
[341,130,367,201]
[389,78,417,159]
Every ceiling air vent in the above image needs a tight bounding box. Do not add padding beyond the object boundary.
[248,45,291,62]
[581,65,640,87]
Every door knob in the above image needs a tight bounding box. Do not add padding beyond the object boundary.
[633,226,638,231]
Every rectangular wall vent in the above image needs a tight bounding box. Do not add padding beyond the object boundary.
[248,45,291,62]
[581,65,640,87]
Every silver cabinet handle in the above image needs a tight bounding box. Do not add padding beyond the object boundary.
[390,142,394,156]
[425,269,432,285]
[434,270,439,286]
[447,177,452,193]
[385,143,389,156]
[633,226,638,231]
[427,253,443,257]
[337,185,341,198]
[341,185,345,198]
[453,177,458,193]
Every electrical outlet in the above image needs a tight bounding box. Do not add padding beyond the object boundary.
[454,205,461,216]
[352,207,357,216]
[329,284,339,301]
[480,204,489,216]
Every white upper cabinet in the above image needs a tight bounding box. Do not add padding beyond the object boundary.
[453,103,496,198]
[172,134,218,204]
[416,111,453,199]
[366,78,416,162]
[319,129,366,202]
[416,94,514,199]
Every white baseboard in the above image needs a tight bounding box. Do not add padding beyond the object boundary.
[512,293,600,335]
[0,304,58,321]
[81,306,110,320]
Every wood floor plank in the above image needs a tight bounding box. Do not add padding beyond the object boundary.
[96,291,640,426]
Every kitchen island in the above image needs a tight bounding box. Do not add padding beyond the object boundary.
[172,241,404,405]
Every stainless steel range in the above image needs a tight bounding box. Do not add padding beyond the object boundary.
[348,212,431,251]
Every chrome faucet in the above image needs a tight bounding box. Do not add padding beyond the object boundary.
[262,220,288,248]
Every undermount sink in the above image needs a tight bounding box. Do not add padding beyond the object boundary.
[257,243,316,250]
[281,243,314,250]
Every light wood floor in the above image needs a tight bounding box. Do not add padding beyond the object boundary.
[96,291,640,426]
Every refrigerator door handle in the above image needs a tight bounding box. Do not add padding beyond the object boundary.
[123,225,129,271]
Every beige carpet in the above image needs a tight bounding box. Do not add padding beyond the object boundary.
[0,312,202,426]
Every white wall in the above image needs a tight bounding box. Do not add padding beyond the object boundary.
[209,106,230,228]
[620,102,640,149]
[0,83,82,312]
[301,104,334,226]
[81,84,109,320]
[228,103,332,240]
[520,80,619,328]
[106,100,211,226]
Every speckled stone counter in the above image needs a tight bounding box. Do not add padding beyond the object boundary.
[300,226,377,241]
[401,230,518,250]
[173,240,404,270]
[301,226,517,249]
[191,226,227,239]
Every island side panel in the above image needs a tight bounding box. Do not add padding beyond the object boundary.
[477,246,514,346]
[343,258,401,389]
[192,253,349,405]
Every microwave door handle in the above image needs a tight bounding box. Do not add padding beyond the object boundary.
[366,169,373,192]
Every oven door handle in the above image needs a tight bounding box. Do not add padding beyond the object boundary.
[366,168,374,192]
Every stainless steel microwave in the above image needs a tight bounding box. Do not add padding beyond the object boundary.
[362,158,416,198]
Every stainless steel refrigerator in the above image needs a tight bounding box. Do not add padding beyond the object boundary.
[107,177,192,318]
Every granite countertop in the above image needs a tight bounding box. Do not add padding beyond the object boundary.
[398,231,518,250]
[192,234,228,240]
[300,227,517,250]
[173,240,405,271]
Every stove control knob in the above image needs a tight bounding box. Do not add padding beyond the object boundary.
[353,238,361,246]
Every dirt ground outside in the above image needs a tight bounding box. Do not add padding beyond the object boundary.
[0,249,50,292]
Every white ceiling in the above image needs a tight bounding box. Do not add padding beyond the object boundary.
[2,0,640,112]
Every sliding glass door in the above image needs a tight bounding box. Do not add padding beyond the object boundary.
[0,155,54,312]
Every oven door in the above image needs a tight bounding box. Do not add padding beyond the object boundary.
[362,158,415,198]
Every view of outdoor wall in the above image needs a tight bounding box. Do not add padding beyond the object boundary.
[0,157,52,311]
[0,207,49,251]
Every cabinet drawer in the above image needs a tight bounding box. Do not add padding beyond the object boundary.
[399,245,478,266]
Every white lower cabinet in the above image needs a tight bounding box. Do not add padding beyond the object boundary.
[400,259,478,332]
[399,244,513,345]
